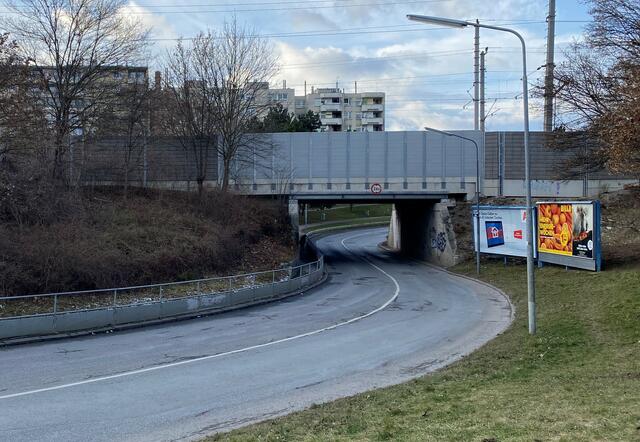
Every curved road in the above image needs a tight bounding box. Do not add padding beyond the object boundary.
[0,227,512,441]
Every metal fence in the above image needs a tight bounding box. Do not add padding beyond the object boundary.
[0,258,323,321]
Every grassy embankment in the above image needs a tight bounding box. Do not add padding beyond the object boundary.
[210,259,640,441]
[0,189,294,298]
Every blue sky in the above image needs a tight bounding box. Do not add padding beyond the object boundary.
[8,0,594,131]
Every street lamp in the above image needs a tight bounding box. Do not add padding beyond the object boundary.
[424,127,480,276]
[410,14,536,335]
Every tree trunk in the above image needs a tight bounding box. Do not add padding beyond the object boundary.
[197,177,204,195]
[123,165,129,199]
[221,157,231,192]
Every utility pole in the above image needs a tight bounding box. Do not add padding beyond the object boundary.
[543,0,556,132]
[480,48,488,132]
[473,20,480,130]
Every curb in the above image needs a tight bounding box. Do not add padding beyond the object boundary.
[374,241,515,326]
[417,259,516,325]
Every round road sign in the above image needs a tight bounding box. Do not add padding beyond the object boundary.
[370,182,382,194]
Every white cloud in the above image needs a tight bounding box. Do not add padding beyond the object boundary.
[125,0,588,131]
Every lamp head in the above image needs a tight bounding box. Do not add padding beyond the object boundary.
[424,126,452,136]
[407,14,469,28]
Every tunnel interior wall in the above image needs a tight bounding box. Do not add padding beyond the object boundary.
[395,201,459,267]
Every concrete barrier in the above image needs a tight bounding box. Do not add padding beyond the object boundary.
[0,259,325,343]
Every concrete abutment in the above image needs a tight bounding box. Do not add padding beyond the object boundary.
[388,200,460,267]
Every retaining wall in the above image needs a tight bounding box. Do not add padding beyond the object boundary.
[0,263,324,343]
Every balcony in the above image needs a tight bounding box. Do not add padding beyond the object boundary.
[361,117,384,125]
[321,117,343,125]
[361,104,383,112]
[320,103,342,112]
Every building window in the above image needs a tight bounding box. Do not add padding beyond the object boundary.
[344,98,349,104]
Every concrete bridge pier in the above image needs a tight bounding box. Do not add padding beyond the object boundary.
[388,200,460,268]
[288,198,300,241]
[387,205,401,250]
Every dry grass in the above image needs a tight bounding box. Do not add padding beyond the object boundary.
[0,188,294,297]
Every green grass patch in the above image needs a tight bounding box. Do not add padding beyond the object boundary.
[302,218,390,235]
[207,261,640,441]
[305,204,392,224]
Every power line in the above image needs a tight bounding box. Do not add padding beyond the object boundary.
[282,71,524,88]
[134,0,442,9]
[1,0,451,15]
[144,25,579,42]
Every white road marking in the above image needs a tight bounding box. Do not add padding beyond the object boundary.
[0,230,399,401]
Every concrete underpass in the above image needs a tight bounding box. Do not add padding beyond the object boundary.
[290,193,463,267]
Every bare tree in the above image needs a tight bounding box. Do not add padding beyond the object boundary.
[2,0,150,181]
[550,0,640,177]
[208,20,279,191]
[160,20,278,193]
[160,35,219,195]
[0,33,46,164]
[90,71,150,197]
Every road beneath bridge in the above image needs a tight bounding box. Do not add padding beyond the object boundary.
[0,227,512,442]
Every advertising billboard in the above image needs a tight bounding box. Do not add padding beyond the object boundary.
[473,206,532,258]
[537,201,601,271]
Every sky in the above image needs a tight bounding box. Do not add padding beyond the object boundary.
[7,0,594,131]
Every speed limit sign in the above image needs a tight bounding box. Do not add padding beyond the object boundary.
[370,182,382,194]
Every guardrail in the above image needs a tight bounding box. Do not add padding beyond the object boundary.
[0,257,324,341]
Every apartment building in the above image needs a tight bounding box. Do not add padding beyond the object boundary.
[301,88,384,132]
[29,65,149,136]
[252,81,296,118]
[261,85,385,132]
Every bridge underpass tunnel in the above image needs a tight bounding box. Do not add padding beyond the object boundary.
[291,197,461,268]
[391,199,460,267]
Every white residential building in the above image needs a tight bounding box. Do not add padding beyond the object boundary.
[260,85,385,132]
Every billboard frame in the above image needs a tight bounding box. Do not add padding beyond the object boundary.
[536,200,602,271]
[472,205,537,259]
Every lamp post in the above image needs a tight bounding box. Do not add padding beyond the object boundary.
[425,127,480,275]
[410,14,536,335]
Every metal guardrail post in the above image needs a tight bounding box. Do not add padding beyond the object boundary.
[197,281,201,296]
[271,270,276,296]
[53,294,58,315]
[113,289,117,307]
[159,285,163,301]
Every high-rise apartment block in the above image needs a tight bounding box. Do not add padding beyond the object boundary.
[258,83,385,132]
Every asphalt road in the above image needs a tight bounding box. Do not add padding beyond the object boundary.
[0,227,512,442]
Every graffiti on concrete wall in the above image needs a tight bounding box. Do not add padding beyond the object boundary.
[431,230,447,252]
